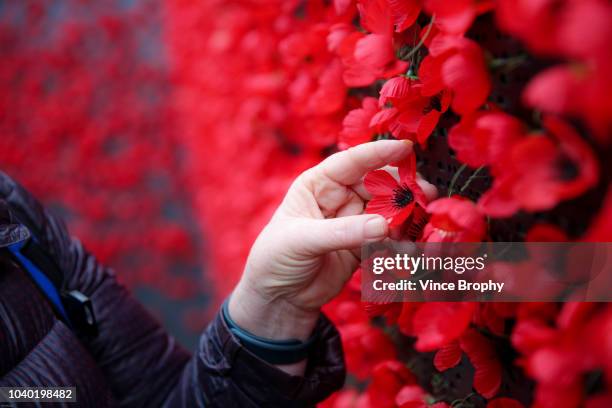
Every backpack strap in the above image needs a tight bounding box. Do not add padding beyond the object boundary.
[7,237,72,323]
[5,228,98,338]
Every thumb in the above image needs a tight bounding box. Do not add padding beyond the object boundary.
[297,214,388,255]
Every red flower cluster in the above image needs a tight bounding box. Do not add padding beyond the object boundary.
[167,0,611,406]
[497,0,612,142]
[3,0,610,407]
[0,1,200,302]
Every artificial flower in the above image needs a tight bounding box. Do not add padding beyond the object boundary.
[364,153,428,227]
[419,34,491,114]
[413,302,476,351]
[395,385,451,408]
[459,328,502,398]
[448,111,525,170]
[366,360,417,408]
[523,63,612,144]
[479,116,599,217]
[379,76,451,146]
[339,97,390,147]
[424,0,494,35]
[422,196,487,242]
[336,0,408,87]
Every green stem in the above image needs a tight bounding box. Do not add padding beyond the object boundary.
[402,14,436,64]
[460,165,485,193]
[447,163,467,197]
[489,54,528,71]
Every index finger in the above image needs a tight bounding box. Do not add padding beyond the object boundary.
[314,140,413,186]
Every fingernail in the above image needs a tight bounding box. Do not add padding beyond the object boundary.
[364,216,388,240]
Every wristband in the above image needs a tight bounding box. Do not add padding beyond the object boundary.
[221,298,317,365]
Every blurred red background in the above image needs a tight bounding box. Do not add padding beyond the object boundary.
[2,1,611,406]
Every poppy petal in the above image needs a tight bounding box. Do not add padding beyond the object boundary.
[366,195,399,219]
[398,153,418,183]
[364,169,399,195]
[434,340,462,371]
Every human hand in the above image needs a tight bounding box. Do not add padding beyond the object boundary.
[228,140,436,365]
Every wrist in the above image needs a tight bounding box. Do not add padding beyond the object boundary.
[228,280,320,342]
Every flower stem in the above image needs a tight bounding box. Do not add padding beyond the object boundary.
[401,14,436,64]
[460,165,485,193]
[489,54,528,72]
[447,163,467,197]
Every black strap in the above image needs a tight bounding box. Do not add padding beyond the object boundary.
[20,238,64,289]
[5,230,98,338]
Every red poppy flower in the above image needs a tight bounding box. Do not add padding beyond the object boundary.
[459,328,502,398]
[389,0,422,32]
[523,63,612,144]
[339,97,381,147]
[422,196,487,242]
[419,34,491,114]
[340,97,395,148]
[339,322,397,380]
[395,385,451,408]
[557,0,612,65]
[525,223,569,242]
[479,116,599,217]
[364,153,428,227]
[448,111,525,170]
[318,388,362,408]
[413,302,476,351]
[335,0,408,87]
[433,340,462,371]
[379,76,452,146]
[333,0,354,16]
[424,0,494,35]
[366,360,417,408]
[495,0,565,55]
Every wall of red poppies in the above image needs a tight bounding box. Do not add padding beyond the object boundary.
[2,0,612,407]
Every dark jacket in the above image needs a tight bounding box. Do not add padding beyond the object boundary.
[0,172,345,407]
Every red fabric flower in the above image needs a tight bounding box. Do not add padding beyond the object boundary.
[422,196,487,242]
[459,328,502,398]
[433,340,462,371]
[366,360,417,408]
[339,322,397,380]
[340,97,385,148]
[557,0,612,65]
[379,76,451,146]
[389,0,422,33]
[413,302,476,351]
[364,153,428,227]
[336,0,409,87]
[448,112,525,170]
[395,385,450,408]
[523,63,612,144]
[495,0,565,55]
[479,116,599,217]
[424,0,494,35]
[419,34,491,114]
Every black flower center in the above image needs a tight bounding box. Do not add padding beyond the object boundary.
[423,94,442,114]
[393,186,414,208]
[557,155,579,181]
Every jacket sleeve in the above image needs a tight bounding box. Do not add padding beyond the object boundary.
[0,171,346,407]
